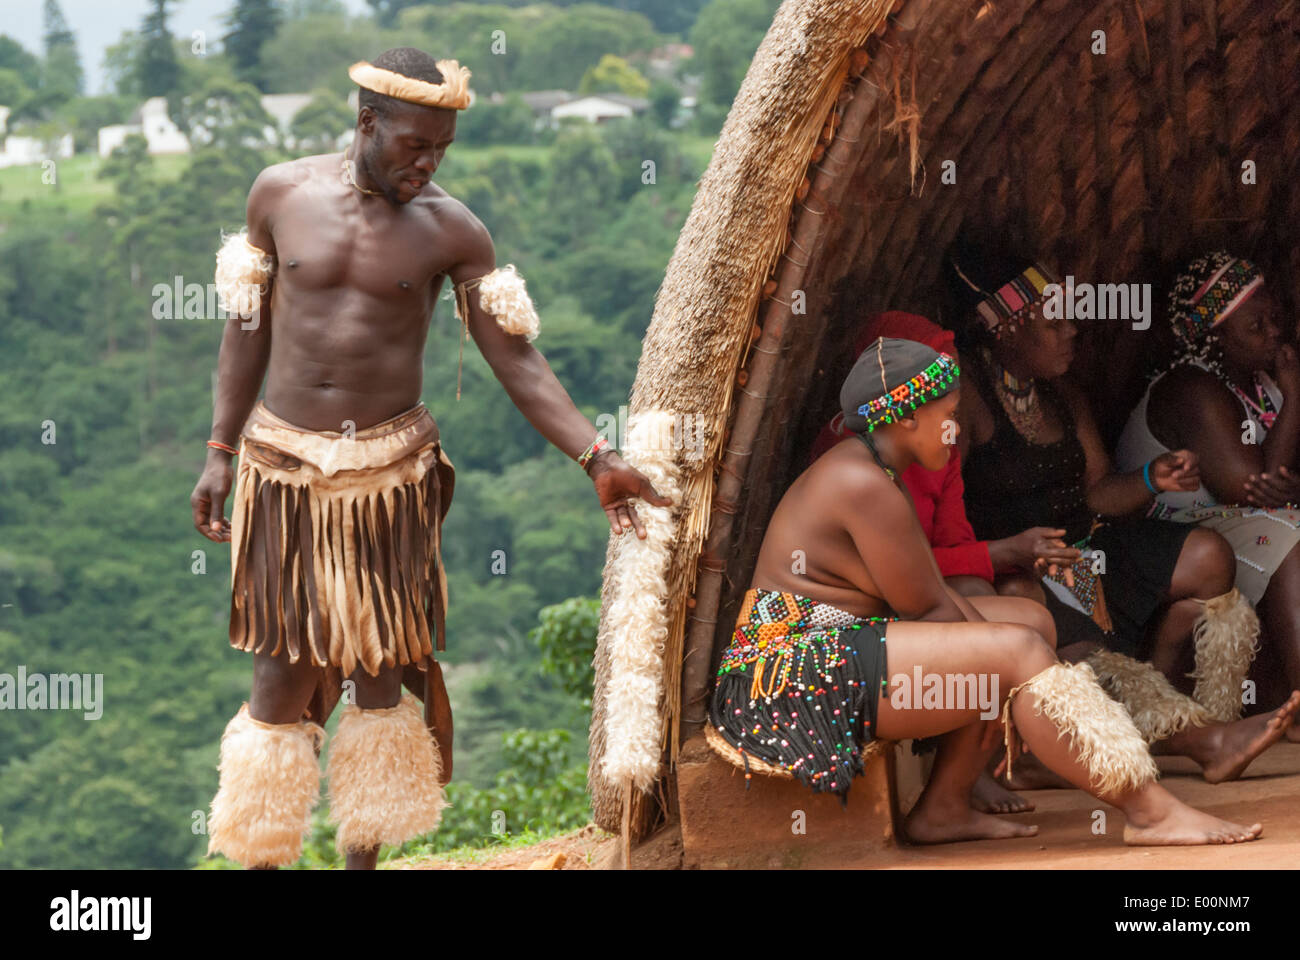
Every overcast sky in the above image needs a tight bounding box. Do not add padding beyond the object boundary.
[0,0,371,94]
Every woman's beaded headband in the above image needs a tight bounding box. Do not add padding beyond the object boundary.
[858,349,960,432]
[950,257,1055,338]
[973,265,1053,336]
[1168,252,1263,347]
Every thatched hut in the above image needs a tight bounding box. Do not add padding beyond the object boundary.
[588,0,1300,862]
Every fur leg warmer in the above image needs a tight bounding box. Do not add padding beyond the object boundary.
[327,693,445,854]
[1003,662,1159,798]
[207,704,325,868]
[1189,588,1259,722]
[1085,648,1214,743]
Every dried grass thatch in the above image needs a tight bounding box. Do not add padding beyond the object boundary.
[590,0,1300,839]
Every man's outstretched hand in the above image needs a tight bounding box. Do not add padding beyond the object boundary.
[587,450,674,538]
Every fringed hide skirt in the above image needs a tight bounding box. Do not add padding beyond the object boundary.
[229,400,456,679]
[709,588,894,802]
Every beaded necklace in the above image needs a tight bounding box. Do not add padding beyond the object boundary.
[1230,376,1279,431]
[986,348,1047,443]
[855,430,898,481]
[998,363,1038,413]
[1168,341,1279,434]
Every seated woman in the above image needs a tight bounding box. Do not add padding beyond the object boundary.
[947,245,1291,776]
[1116,252,1300,736]
[810,311,1083,600]
[812,311,1089,810]
[709,336,1275,846]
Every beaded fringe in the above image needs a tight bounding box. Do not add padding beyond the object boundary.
[711,619,887,803]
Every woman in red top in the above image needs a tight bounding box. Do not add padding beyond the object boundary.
[810,312,1077,601]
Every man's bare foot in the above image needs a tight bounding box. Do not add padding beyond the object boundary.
[1121,785,1262,846]
[905,793,1038,844]
[1286,721,1300,744]
[1191,692,1300,783]
[971,770,1034,814]
[996,749,1073,791]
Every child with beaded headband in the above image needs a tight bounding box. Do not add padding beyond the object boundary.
[839,336,961,482]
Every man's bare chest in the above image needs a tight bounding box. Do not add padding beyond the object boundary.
[271,192,456,302]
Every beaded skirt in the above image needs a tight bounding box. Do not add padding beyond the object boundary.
[709,587,893,802]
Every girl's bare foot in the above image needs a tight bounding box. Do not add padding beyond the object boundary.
[1121,785,1262,846]
[971,770,1034,814]
[1193,692,1300,783]
[905,792,1038,844]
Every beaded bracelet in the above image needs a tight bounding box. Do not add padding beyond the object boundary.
[577,435,608,470]
[207,440,239,456]
[1142,459,1157,494]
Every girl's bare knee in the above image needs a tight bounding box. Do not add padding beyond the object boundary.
[992,623,1055,681]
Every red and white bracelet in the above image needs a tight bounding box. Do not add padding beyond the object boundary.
[577,435,609,470]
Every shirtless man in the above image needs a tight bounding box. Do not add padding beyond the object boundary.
[191,48,670,870]
[711,336,1269,845]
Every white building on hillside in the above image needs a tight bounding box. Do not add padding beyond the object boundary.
[261,93,313,148]
[551,94,649,125]
[97,93,351,158]
[98,97,189,157]
[0,104,75,168]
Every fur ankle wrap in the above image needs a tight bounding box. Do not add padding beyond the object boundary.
[327,693,446,854]
[207,704,325,868]
[1085,648,1213,742]
[1189,588,1259,722]
[1002,661,1158,798]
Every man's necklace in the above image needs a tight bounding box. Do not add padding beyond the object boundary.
[340,149,383,197]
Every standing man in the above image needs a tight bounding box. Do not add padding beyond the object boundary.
[190,47,671,870]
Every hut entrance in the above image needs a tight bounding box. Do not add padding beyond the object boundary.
[589,0,1300,864]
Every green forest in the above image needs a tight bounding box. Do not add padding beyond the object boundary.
[0,0,781,868]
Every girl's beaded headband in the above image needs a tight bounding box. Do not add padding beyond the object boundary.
[858,351,960,432]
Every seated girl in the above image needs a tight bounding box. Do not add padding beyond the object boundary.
[709,336,1283,845]
[810,311,1083,600]
[1116,252,1300,736]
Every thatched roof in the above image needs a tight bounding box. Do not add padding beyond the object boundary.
[589,0,1300,839]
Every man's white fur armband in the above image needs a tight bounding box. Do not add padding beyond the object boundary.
[455,264,540,341]
[215,228,275,317]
